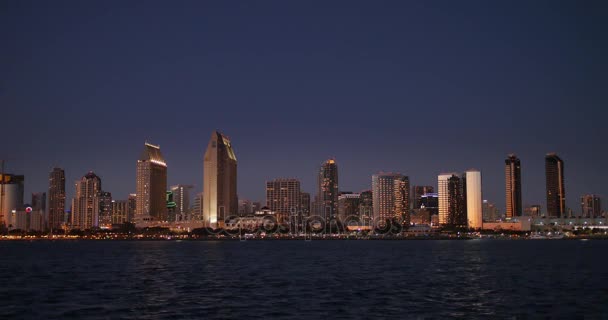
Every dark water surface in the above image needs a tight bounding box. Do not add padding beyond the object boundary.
[1,240,607,319]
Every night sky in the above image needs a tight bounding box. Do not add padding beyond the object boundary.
[1,0,607,213]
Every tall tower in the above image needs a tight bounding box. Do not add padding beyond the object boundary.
[71,172,101,230]
[203,131,237,227]
[581,194,601,219]
[412,186,434,209]
[266,178,301,220]
[48,168,66,231]
[171,185,194,221]
[545,153,565,218]
[438,173,466,226]
[465,170,482,229]
[317,159,339,220]
[136,142,168,222]
[372,173,408,222]
[0,173,25,227]
[505,154,522,218]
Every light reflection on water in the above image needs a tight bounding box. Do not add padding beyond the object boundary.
[1,240,607,319]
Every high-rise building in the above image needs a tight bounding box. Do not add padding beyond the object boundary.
[128,194,136,222]
[465,170,482,229]
[359,190,373,221]
[372,173,408,222]
[524,204,541,218]
[420,193,439,216]
[581,195,601,219]
[192,192,203,221]
[71,172,102,230]
[171,185,193,221]
[203,131,237,227]
[338,193,360,221]
[545,153,565,218]
[394,177,410,225]
[505,154,522,218]
[300,192,311,216]
[483,200,501,221]
[317,159,339,220]
[0,173,25,227]
[238,199,254,215]
[98,191,113,228]
[31,192,46,213]
[266,179,301,220]
[111,200,129,224]
[412,186,434,209]
[438,173,466,226]
[136,142,168,222]
[47,168,66,231]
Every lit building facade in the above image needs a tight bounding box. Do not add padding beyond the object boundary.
[412,186,434,209]
[47,167,66,231]
[112,200,129,224]
[136,142,168,222]
[465,170,482,229]
[505,154,522,218]
[438,173,466,226]
[317,159,339,220]
[0,173,24,227]
[71,172,102,230]
[338,193,360,221]
[266,178,301,219]
[203,131,237,227]
[171,184,193,220]
[372,173,408,222]
[545,153,565,218]
[581,195,601,218]
[98,191,113,228]
[300,192,311,216]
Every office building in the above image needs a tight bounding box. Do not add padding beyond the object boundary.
[465,170,482,229]
[203,131,237,227]
[412,186,434,209]
[505,154,522,218]
[372,173,409,222]
[47,168,66,231]
[581,195,601,219]
[545,153,565,218]
[136,142,168,222]
[71,171,102,230]
[317,159,339,220]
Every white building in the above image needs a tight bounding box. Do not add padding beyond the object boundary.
[465,170,483,229]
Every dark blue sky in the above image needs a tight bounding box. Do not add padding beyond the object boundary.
[1,0,607,213]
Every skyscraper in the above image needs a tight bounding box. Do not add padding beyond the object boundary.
[98,191,113,228]
[300,192,311,216]
[394,177,411,225]
[266,178,301,221]
[136,142,168,222]
[581,195,601,219]
[438,173,466,226]
[359,190,373,221]
[111,200,129,224]
[171,185,194,221]
[465,170,482,229]
[47,167,66,231]
[317,159,339,220]
[412,186,434,209]
[203,131,237,227]
[338,193,360,222]
[545,153,565,218]
[71,171,101,230]
[372,173,408,222]
[128,194,136,222]
[505,154,522,218]
[0,173,25,228]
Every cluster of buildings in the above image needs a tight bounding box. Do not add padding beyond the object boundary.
[0,131,605,233]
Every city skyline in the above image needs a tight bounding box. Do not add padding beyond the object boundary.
[1,1,606,214]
